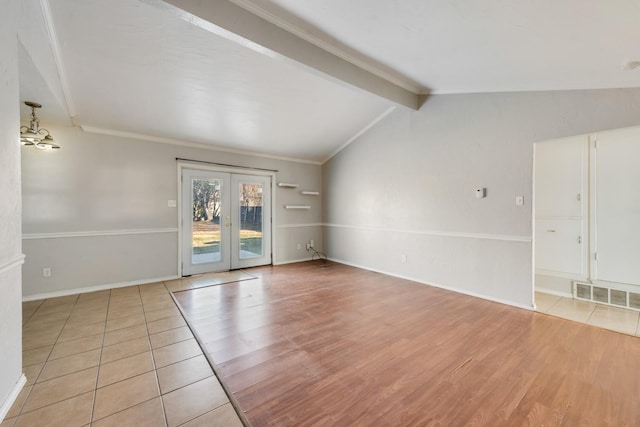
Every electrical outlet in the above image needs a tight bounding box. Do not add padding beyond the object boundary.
[310,240,314,248]
[401,254,407,263]
[43,267,51,277]
[296,243,301,250]
[306,243,312,250]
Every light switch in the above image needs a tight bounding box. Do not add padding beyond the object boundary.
[168,200,177,208]
[515,196,524,206]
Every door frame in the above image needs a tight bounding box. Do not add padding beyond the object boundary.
[177,162,276,276]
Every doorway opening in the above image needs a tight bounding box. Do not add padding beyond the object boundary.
[533,126,640,335]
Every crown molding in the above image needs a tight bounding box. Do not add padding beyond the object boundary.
[80,126,323,165]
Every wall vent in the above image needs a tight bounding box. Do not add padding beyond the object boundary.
[576,283,591,299]
[610,289,627,307]
[574,281,640,312]
[629,292,640,310]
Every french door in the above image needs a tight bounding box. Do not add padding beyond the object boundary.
[181,169,271,275]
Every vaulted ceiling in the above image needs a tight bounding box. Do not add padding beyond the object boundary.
[18,0,640,163]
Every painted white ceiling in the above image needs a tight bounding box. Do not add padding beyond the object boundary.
[19,0,640,163]
[247,0,640,94]
[38,0,393,163]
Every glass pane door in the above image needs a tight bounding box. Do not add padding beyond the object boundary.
[231,174,271,269]
[182,170,230,275]
[181,169,271,275]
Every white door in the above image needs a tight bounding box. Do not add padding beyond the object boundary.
[534,136,588,277]
[592,127,640,285]
[181,169,271,275]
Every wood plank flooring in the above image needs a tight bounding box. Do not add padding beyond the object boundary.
[173,261,640,426]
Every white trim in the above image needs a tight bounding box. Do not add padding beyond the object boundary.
[22,228,178,240]
[40,0,76,118]
[276,223,323,229]
[273,257,313,266]
[0,255,26,276]
[0,374,26,422]
[177,162,275,177]
[322,106,396,164]
[535,269,588,281]
[22,275,180,302]
[82,126,322,165]
[535,287,573,299]
[589,134,598,281]
[535,216,583,220]
[324,223,532,243]
[328,257,535,311]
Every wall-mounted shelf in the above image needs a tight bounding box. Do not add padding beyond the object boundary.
[278,182,299,188]
[284,205,311,209]
[301,191,320,196]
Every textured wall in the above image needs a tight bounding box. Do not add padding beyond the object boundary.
[0,0,24,417]
[323,89,640,308]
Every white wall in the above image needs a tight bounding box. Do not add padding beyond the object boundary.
[323,89,640,309]
[22,126,322,298]
[0,0,26,419]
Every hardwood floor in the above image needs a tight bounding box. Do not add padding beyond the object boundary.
[173,261,640,426]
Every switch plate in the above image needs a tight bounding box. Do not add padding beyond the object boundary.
[515,196,524,206]
[168,200,177,208]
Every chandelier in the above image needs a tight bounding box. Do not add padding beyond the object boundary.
[20,101,60,150]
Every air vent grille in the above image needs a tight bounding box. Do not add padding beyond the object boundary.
[573,282,640,312]
[610,289,627,307]
[629,292,640,310]
[576,283,591,299]
[593,286,609,303]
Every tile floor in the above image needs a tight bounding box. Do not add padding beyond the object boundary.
[536,291,640,336]
[2,272,253,427]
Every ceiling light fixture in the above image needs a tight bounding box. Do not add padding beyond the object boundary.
[20,101,60,150]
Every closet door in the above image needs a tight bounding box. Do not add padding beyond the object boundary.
[593,127,640,285]
[534,136,588,277]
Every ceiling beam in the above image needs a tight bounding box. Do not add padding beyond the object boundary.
[156,0,421,110]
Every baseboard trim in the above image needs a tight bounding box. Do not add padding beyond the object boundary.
[273,257,314,266]
[0,374,26,422]
[22,275,180,302]
[535,287,573,299]
[327,257,535,311]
